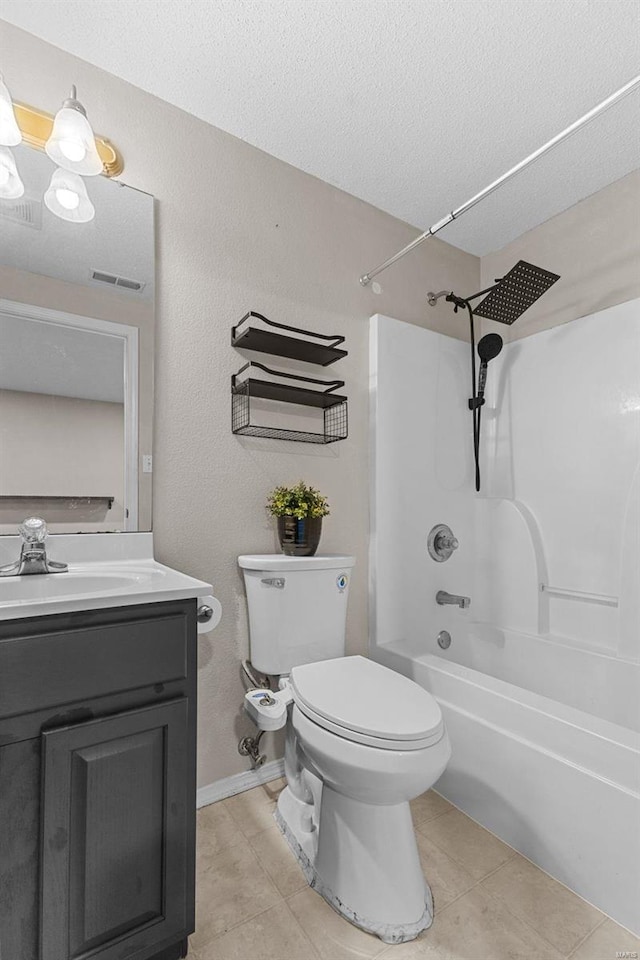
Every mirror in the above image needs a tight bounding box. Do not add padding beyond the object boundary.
[0,143,154,534]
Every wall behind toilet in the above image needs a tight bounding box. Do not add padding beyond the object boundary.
[6,22,636,788]
[0,21,479,787]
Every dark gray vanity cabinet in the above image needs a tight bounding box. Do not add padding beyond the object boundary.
[0,599,198,960]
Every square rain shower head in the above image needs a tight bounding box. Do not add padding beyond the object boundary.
[472,260,560,325]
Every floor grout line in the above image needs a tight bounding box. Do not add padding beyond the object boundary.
[410,805,458,829]
[415,820,519,880]
[565,916,609,959]
[476,879,591,959]
[281,897,324,960]
[194,893,289,952]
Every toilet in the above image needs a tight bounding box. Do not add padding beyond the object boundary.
[238,554,451,944]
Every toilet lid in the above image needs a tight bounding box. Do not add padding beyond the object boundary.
[290,655,443,748]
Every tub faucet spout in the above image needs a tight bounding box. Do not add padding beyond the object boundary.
[436,590,471,609]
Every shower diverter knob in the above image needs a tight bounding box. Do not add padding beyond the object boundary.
[427,524,459,562]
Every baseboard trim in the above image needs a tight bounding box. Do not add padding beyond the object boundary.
[196,758,285,808]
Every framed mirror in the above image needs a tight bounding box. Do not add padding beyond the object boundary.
[0,143,154,534]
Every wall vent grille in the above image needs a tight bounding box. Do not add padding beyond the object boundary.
[0,197,43,230]
[90,269,145,292]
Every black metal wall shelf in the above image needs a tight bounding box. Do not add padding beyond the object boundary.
[232,361,348,444]
[232,312,347,366]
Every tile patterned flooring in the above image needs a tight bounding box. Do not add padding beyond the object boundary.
[190,779,639,960]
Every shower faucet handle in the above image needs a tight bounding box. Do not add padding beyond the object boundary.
[428,524,459,562]
[438,533,459,552]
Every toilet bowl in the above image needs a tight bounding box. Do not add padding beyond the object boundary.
[238,555,451,943]
[274,656,451,943]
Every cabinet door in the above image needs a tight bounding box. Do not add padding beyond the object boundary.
[40,699,191,960]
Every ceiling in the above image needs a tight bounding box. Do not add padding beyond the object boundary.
[0,312,125,403]
[1,0,638,255]
[0,144,154,300]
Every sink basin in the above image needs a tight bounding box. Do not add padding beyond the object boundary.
[0,559,210,621]
[0,570,146,601]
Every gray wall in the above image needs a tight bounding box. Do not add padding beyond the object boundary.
[6,20,636,788]
[480,168,640,340]
[1,21,478,787]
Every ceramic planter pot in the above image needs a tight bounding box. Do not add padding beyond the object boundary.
[277,516,322,557]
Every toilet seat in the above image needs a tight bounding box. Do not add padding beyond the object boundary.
[290,655,444,750]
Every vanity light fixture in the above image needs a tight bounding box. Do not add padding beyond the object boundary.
[44,167,95,222]
[45,86,103,176]
[0,145,24,199]
[0,73,22,146]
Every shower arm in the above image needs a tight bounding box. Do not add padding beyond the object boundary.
[359,74,640,286]
[427,282,500,309]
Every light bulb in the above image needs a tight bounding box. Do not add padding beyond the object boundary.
[0,74,22,147]
[59,139,86,163]
[45,86,102,176]
[44,167,94,223]
[55,187,80,210]
[0,145,24,199]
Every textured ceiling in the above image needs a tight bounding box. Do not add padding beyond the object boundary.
[0,312,124,403]
[0,144,154,298]
[1,0,638,254]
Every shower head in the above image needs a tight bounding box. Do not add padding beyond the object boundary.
[477,333,503,363]
[472,260,560,325]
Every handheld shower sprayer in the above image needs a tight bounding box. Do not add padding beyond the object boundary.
[476,333,503,403]
[427,260,560,491]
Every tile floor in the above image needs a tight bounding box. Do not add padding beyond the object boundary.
[190,778,639,960]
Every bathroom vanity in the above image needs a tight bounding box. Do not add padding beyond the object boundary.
[0,132,217,958]
[0,539,214,960]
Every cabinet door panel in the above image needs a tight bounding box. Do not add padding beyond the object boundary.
[41,699,190,960]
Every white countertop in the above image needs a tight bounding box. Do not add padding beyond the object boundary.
[0,534,214,621]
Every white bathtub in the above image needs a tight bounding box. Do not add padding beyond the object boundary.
[374,638,640,935]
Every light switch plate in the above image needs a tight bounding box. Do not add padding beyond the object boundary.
[142,455,153,474]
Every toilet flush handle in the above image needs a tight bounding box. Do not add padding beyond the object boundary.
[261,577,285,588]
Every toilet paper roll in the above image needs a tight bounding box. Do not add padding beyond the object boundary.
[196,595,222,633]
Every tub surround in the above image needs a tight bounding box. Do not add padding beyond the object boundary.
[370,309,640,934]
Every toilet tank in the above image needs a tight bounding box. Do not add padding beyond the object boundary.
[238,554,356,675]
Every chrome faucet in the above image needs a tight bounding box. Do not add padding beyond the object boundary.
[0,517,68,576]
[436,590,471,609]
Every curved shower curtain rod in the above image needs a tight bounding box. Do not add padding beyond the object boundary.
[359,74,640,286]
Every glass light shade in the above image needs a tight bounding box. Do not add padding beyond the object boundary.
[44,167,95,222]
[45,98,103,176]
[0,74,22,146]
[0,145,24,199]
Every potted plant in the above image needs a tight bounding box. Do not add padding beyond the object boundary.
[266,481,330,557]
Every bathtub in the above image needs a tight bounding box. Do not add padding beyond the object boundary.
[373,636,640,935]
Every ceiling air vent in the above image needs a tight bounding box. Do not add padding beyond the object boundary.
[90,269,145,293]
[0,197,43,230]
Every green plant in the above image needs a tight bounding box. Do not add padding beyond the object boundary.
[266,481,330,520]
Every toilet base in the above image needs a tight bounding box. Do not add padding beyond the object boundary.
[275,785,433,944]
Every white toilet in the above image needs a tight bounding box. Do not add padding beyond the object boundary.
[238,554,451,944]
